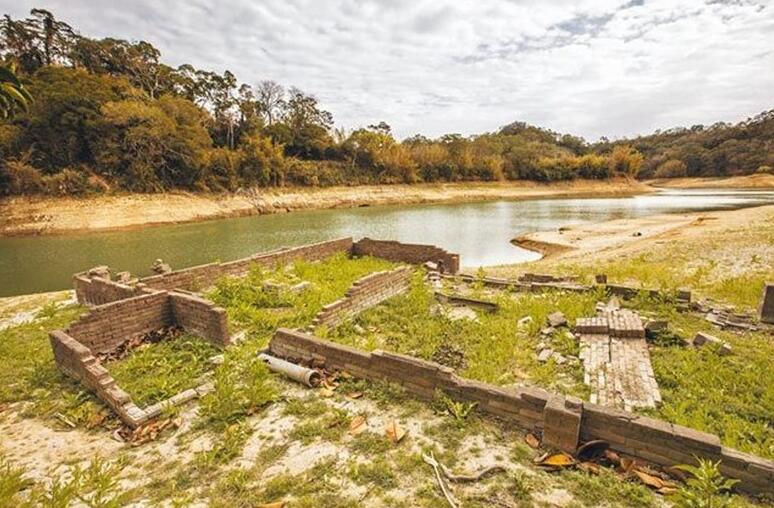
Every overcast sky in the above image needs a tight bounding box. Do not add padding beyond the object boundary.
[4,0,774,140]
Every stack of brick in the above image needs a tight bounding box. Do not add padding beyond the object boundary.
[268,327,774,496]
[310,266,412,329]
[576,308,659,410]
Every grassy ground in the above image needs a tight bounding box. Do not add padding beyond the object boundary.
[107,334,220,407]
[322,272,597,398]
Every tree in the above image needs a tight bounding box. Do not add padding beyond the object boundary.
[0,63,32,118]
[280,87,333,158]
[255,80,284,126]
[608,145,644,177]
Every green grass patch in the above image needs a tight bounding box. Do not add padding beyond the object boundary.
[107,334,219,407]
[323,272,597,397]
[0,303,110,427]
[208,253,396,343]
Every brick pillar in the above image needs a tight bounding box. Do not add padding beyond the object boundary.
[760,284,774,324]
[542,395,582,453]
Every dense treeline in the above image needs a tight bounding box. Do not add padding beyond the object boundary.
[598,111,774,179]
[0,9,770,197]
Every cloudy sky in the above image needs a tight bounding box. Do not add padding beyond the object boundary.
[4,0,774,140]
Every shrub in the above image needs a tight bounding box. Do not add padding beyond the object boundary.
[43,168,93,196]
[0,158,44,195]
[655,159,688,178]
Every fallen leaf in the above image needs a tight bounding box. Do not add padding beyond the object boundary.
[525,433,540,449]
[385,420,407,443]
[578,462,602,475]
[634,470,675,490]
[657,486,679,495]
[664,466,688,482]
[258,502,286,508]
[602,449,621,465]
[319,386,335,398]
[620,457,636,473]
[349,415,367,435]
[346,391,364,399]
[536,452,576,469]
[86,411,107,429]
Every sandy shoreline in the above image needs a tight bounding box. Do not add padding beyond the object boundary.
[511,203,774,265]
[0,179,650,237]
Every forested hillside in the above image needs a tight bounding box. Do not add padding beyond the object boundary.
[0,9,771,197]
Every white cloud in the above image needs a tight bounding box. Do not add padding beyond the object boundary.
[3,0,773,140]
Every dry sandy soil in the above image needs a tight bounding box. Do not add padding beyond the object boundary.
[0,178,650,236]
[648,173,774,189]
[510,204,774,266]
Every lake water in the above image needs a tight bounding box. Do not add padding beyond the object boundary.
[2,188,774,297]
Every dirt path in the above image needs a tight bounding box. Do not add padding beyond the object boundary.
[0,178,650,237]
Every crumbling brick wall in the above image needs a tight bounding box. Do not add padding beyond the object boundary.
[310,266,413,329]
[169,291,230,347]
[73,273,145,306]
[268,328,774,496]
[138,238,355,292]
[66,291,174,355]
[49,330,144,426]
[351,238,460,274]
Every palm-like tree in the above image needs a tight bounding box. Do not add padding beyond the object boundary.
[0,64,32,119]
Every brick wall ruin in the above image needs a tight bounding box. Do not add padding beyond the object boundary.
[310,266,413,329]
[268,328,774,495]
[56,237,459,428]
[50,288,230,427]
[73,273,144,306]
[138,238,355,293]
[352,238,460,274]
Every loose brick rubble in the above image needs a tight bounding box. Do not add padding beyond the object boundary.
[576,308,661,411]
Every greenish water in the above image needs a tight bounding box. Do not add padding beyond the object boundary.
[1,188,773,297]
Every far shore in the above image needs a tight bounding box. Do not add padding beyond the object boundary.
[1,174,771,238]
[0,178,652,237]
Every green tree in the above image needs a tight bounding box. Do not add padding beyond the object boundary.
[0,63,32,118]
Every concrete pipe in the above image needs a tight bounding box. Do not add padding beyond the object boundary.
[258,353,322,388]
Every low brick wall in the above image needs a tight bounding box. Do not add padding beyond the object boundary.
[170,291,230,347]
[268,328,774,495]
[139,238,354,292]
[66,291,174,355]
[74,273,145,306]
[352,238,460,274]
[49,330,144,426]
[311,266,413,329]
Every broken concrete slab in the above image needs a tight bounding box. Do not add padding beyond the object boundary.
[693,332,732,355]
[760,283,774,324]
[537,348,554,362]
[547,311,568,328]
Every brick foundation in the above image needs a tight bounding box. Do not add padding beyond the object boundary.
[51,288,230,427]
[169,291,230,347]
[66,291,174,355]
[268,328,774,495]
[352,238,460,274]
[73,273,145,306]
[310,266,413,329]
[138,238,355,292]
